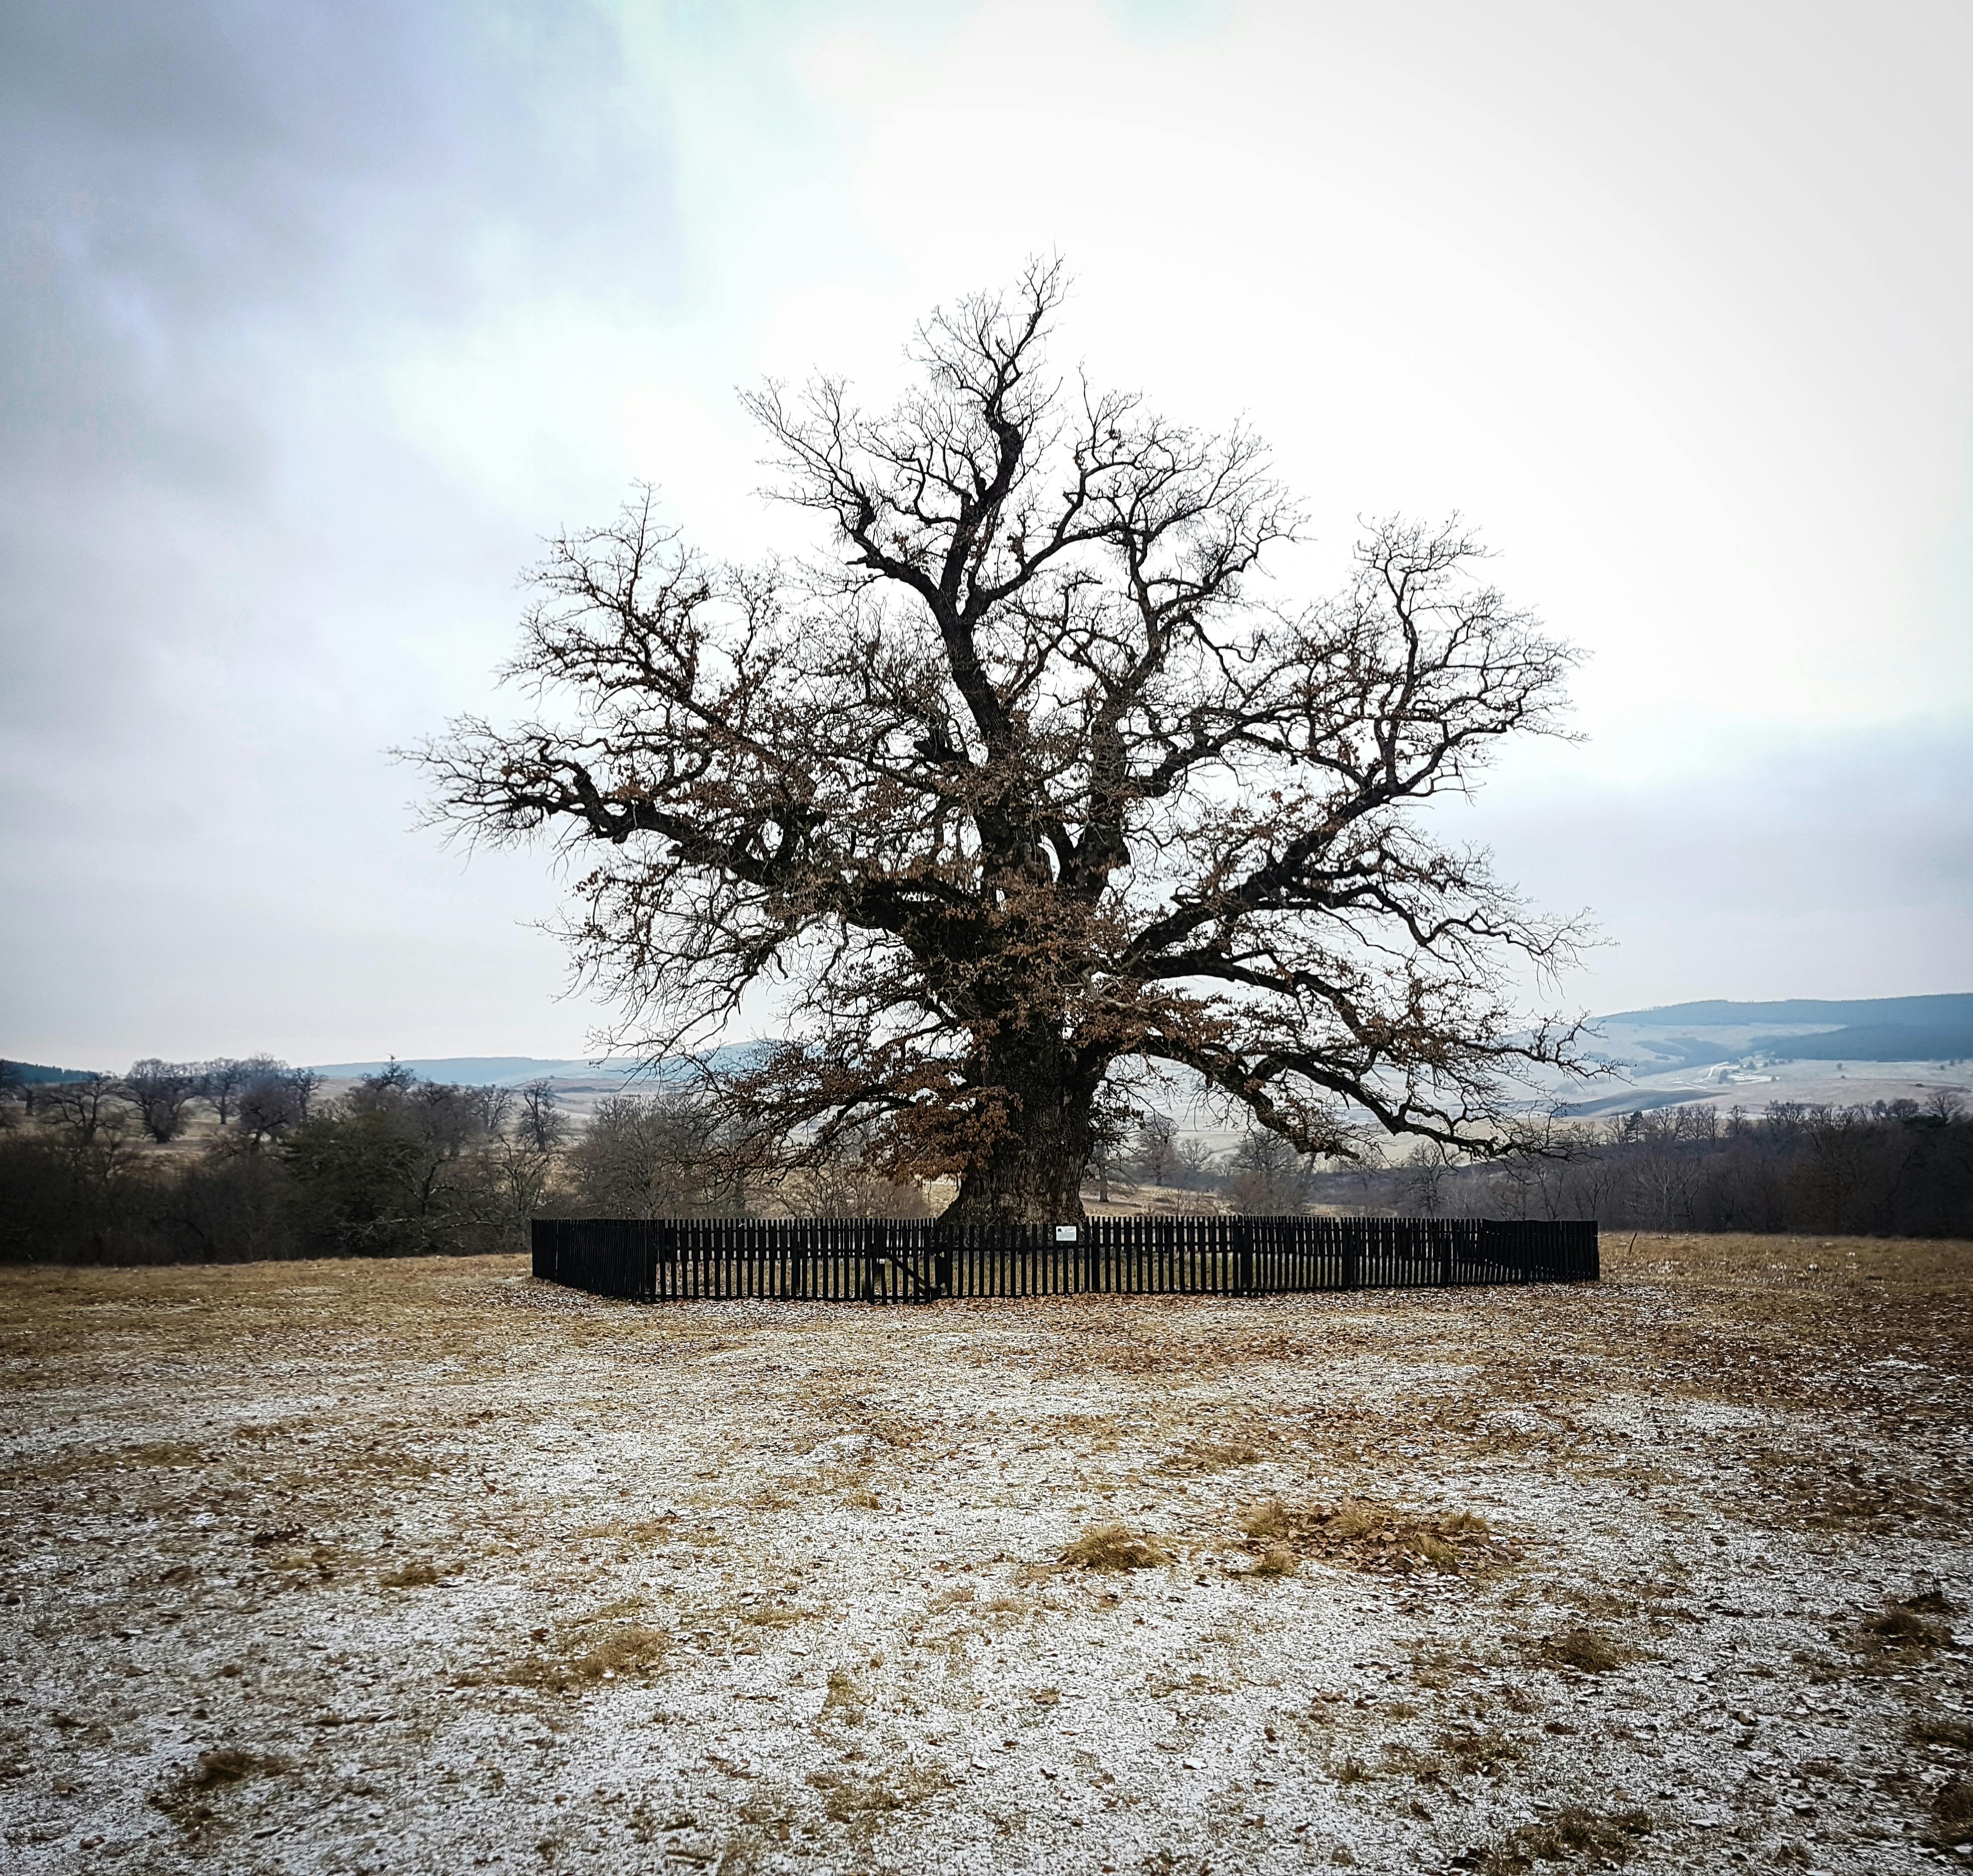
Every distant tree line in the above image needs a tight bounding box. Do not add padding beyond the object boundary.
[1309,1098,1972,1237]
[0,1057,932,1265]
[3,1056,1964,1261]
[1094,1098,1971,1237]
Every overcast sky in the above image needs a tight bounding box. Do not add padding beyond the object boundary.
[4,0,1969,1069]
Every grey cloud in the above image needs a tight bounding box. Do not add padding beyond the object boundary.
[0,1,680,1062]
[3,1,1964,1065]
[1,0,666,516]
[1461,722,1973,1008]
[0,0,676,725]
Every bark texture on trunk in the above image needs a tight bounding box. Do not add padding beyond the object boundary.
[944,1036,1092,1225]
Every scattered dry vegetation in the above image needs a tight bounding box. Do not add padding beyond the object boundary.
[498,1599,673,1693]
[2,1231,1968,1874]
[1533,1627,1631,1675]
[1928,1775,1973,1848]
[1477,1804,1652,1872]
[1854,1594,1957,1668]
[148,1747,290,1840]
[379,1557,444,1588]
[1238,1496,1504,1575]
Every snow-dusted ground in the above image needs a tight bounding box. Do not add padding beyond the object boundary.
[2,1234,1968,1874]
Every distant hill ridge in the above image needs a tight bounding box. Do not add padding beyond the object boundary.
[0,1060,95,1084]
[13,999,1968,1089]
[1597,993,1973,1030]
[1595,994,1973,1065]
[306,1048,760,1086]
[307,1056,645,1084]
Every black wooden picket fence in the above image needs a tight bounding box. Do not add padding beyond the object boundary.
[530,1214,1597,1303]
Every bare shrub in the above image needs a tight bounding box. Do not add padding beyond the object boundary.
[788,1136,931,1219]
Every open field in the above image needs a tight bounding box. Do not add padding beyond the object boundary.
[2,1236,1969,1874]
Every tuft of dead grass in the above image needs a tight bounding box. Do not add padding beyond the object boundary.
[1159,1438,1262,1475]
[1237,1497,1503,1576]
[1901,1587,1960,1614]
[1436,1727,1527,1775]
[1927,1775,1973,1848]
[818,1666,868,1727]
[507,1616,668,1693]
[380,1558,443,1589]
[1855,1601,1949,1667]
[1535,1627,1629,1674]
[1910,1715,1973,1751]
[1478,1805,1652,1872]
[1059,1523,1172,1571]
[805,1761,950,1842]
[149,1747,288,1837]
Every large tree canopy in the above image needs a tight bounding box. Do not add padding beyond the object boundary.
[412,263,1588,1221]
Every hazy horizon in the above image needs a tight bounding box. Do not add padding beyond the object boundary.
[12,991,1973,1083]
[5,1,1969,1066]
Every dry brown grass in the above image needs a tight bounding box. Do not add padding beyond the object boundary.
[380,1557,443,1589]
[1854,1601,1951,1667]
[1478,1806,1652,1872]
[1059,1522,1172,1570]
[1910,1715,1973,1751]
[805,1760,951,1840]
[1158,1436,1262,1474]
[6,1236,1969,1870]
[1237,1496,1503,1575]
[1436,1725,1527,1775]
[1534,1627,1630,1674]
[1247,1541,1300,1577]
[148,1747,288,1838]
[506,1612,669,1693]
[1928,1776,1973,1847]
[819,1666,868,1725]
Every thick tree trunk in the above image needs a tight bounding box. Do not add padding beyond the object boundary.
[945,1037,1093,1226]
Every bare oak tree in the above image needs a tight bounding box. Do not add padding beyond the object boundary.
[235,1060,319,1146]
[197,1058,252,1127]
[514,1079,567,1153]
[412,263,1587,1222]
[123,1059,199,1144]
[39,1074,128,1147]
[1130,1112,1181,1189]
